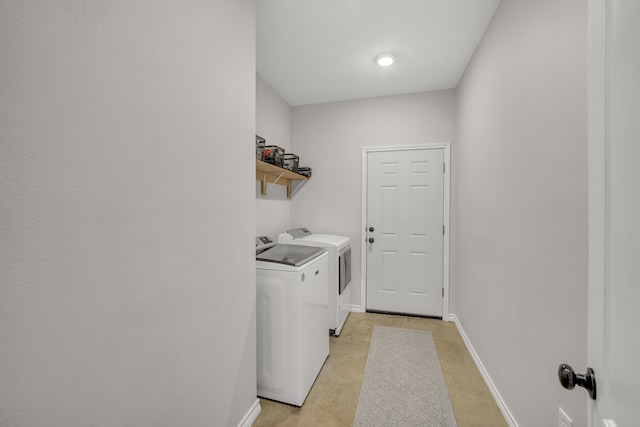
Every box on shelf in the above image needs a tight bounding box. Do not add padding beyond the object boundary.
[283,153,299,173]
[256,135,266,160]
[297,167,312,178]
[262,145,285,167]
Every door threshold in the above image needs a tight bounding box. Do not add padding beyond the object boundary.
[365,309,442,321]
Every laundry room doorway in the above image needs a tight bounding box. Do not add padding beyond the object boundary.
[361,145,450,319]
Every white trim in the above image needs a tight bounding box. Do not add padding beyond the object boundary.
[451,314,519,427]
[587,0,607,426]
[236,399,261,427]
[360,143,451,319]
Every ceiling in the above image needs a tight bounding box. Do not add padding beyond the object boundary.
[257,0,501,106]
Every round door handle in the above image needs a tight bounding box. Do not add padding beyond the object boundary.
[368,237,374,243]
[558,363,597,400]
[369,227,374,232]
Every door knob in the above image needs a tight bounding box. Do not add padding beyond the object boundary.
[368,227,374,232]
[558,363,597,400]
[368,237,374,243]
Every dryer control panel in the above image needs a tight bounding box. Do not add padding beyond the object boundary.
[286,227,312,239]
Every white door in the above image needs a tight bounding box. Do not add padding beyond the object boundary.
[366,148,444,317]
[586,1,640,426]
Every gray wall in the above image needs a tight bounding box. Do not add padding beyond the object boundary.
[256,74,292,238]
[455,0,588,425]
[0,1,257,426]
[291,91,457,310]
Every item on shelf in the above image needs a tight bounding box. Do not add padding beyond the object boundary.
[297,167,312,178]
[262,145,285,167]
[256,135,266,160]
[283,153,300,173]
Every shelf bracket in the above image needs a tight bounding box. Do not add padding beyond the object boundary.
[261,172,286,195]
[288,179,307,198]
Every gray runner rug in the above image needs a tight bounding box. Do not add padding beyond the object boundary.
[353,326,457,427]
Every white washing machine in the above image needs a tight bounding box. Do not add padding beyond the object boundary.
[278,228,352,336]
[255,236,329,406]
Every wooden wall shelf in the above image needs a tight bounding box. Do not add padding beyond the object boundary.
[256,159,309,198]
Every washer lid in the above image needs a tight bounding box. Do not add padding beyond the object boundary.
[256,244,326,267]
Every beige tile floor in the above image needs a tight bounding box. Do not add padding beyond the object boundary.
[252,312,508,427]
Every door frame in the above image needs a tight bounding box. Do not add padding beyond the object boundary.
[586,0,638,425]
[360,143,451,321]
[587,0,606,425]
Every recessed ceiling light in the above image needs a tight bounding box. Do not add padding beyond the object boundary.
[376,53,396,67]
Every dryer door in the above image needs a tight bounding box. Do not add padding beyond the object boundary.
[338,246,351,295]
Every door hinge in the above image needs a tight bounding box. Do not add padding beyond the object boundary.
[443,225,445,235]
[443,163,446,173]
[442,288,444,297]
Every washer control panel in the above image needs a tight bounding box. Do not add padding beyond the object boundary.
[256,236,275,253]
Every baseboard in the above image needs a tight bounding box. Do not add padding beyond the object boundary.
[236,398,261,427]
[450,314,519,427]
[348,304,365,313]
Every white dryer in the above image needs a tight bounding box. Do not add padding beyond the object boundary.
[255,236,329,406]
[278,228,352,336]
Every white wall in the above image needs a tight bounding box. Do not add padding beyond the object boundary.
[0,2,257,426]
[455,0,588,426]
[256,74,291,239]
[291,91,456,309]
